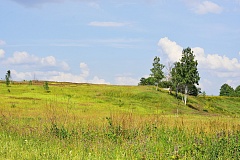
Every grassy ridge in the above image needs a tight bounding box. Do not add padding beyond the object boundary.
[1,81,239,116]
[0,81,240,159]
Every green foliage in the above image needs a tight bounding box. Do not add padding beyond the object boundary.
[139,56,165,87]
[220,83,235,97]
[179,47,200,85]
[150,56,165,84]
[138,77,155,85]
[5,70,11,87]
[188,84,201,96]
[171,47,200,104]
[50,123,73,139]
[29,80,32,85]
[158,80,173,88]
[235,85,240,97]
[171,47,200,86]
[219,84,240,97]
[43,81,49,91]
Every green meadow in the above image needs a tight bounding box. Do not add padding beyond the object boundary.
[0,81,239,159]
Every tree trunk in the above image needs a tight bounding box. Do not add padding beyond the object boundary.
[176,84,179,98]
[184,85,188,105]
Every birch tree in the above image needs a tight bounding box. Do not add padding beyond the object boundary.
[171,47,200,105]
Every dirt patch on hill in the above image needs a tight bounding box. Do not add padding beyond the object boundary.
[8,96,41,101]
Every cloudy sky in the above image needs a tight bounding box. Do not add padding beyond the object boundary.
[1,0,240,95]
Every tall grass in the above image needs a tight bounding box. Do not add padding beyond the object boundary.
[0,82,240,159]
[0,108,239,159]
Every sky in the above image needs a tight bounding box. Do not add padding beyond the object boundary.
[0,0,240,95]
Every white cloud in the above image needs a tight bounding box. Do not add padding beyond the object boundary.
[225,79,240,89]
[11,68,109,85]
[48,72,86,83]
[60,61,70,71]
[5,51,40,65]
[158,37,182,62]
[4,51,69,70]
[41,56,56,66]
[184,0,223,14]
[89,76,110,84]
[198,78,212,93]
[0,40,6,45]
[11,70,86,82]
[115,75,139,85]
[11,70,33,80]
[192,48,240,71]
[88,21,129,27]
[0,49,5,58]
[195,1,223,14]
[158,37,240,77]
[80,62,89,78]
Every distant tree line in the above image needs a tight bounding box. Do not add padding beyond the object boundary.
[139,47,201,105]
[219,83,240,97]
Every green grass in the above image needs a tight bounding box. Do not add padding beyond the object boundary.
[0,81,240,159]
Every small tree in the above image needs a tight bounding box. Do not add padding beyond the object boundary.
[150,56,165,90]
[43,81,49,91]
[220,83,234,96]
[5,70,11,87]
[138,77,155,86]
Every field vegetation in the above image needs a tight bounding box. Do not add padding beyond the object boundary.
[0,81,239,159]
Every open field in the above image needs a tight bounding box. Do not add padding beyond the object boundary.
[0,81,240,159]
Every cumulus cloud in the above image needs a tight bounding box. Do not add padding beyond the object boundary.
[10,63,109,84]
[11,70,85,82]
[184,0,223,14]
[41,56,56,66]
[89,76,110,84]
[5,51,39,65]
[225,79,240,89]
[88,21,129,27]
[80,62,90,78]
[158,37,182,62]
[158,37,240,75]
[191,47,240,71]
[0,49,5,58]
[3,51,70,71]
[115,74,139,85]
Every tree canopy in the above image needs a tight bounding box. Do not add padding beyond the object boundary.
[139,56,165,88]
[5,70,11,87]
[235,85,240,97]
[150,56,165,86]
[220,84,238,97]
[171,47,200,105]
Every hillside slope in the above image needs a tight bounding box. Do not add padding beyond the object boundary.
[0,81,239,117]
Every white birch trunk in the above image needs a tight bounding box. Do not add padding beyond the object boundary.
[184,85,188,105]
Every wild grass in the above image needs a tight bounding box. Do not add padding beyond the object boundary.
[0,81,240,159]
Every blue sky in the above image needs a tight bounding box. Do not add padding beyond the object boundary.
[0,0,240,95]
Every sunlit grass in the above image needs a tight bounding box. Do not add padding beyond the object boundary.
[0,81,240,159]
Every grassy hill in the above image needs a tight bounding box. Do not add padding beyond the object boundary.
[0,81,239,117]
[0,81,240,159]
